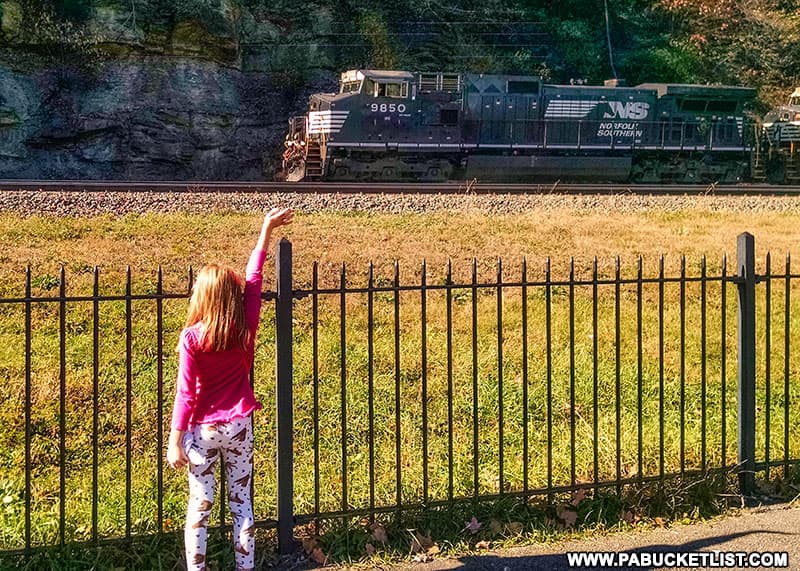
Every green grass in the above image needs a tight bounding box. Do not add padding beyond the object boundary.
[1,209,800,567]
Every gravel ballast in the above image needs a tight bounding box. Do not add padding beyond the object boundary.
[3,190,800,217]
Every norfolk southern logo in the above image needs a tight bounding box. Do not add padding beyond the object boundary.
[603,101,650,120]
[544,100,650,120]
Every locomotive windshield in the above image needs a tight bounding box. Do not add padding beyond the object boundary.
[379,83,407,97]
[363,78,408,98]
[341,80,361,94]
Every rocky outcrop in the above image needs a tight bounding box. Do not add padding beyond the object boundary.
[0,1,339,180]
[0,61,336,179]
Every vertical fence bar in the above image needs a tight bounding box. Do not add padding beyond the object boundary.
[637,257,643,479]
[367,262,375,518]
[784,254,791,475]
[446,260,454,503]
[92,267,100,543]
[545,258,553,493]
[658,256,665,480]
[722,254,728,468]
[521,258,529,497]
[394,261,402,514]
[764,253,772,481]
[24,267,31,551]
[125,267,132,539]
[496,258,504,493]
[680,256,686,477]
[592,258,599,493]
[339,263,348,513]
[59,265,66,547]
[276,238,295,554]
[569,258,576,487]
[701,256,707,473]
[421,260,429,505]
[156,266,164,531]
[737,232,756,496]
[614,257,621,493]
[312,262,320,530]
[764,252,772,481]
[472,258,479,500]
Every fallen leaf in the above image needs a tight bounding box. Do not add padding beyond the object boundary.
[558,507,578,528]
[465,516,482,534]
[310,547,327,565]
[506,521,524,534]
[571,488,587,506]
[370,523,388,543]
[654,517,665,528]
[409,530,434,552]
[623,511,642,524]
[301,537,317,554]
[489,519,503,535]
[427,544,441,556]
[409,532,424,554]
[365,542,376,557]
[475,540,491,550]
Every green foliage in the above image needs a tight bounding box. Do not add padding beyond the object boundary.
[3,0,799,102]
[550,19,605,82]
[30,273,60,291]
[52,0,92,22]
[358,11,398,69]
[620,43,703,84]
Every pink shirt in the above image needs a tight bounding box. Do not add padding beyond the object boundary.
[170,248,267,431]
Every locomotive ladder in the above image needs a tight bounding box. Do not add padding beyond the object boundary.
[304,141,324,181]
[750,141,766,182]
[749,125,767,182]
[785,143,800,183]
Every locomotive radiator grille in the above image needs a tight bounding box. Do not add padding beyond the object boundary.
[308,111,350,135]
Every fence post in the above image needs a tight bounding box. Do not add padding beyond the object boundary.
[275,238,294,554]
[736,232,756,496]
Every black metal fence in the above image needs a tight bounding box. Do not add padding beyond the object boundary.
[1,232,798,556]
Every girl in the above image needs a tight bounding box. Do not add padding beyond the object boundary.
[167,207,293,571]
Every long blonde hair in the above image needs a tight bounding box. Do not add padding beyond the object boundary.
[186,264,250,352]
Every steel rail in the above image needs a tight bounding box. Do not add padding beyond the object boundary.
[1,179,800,195]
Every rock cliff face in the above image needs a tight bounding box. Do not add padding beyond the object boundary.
[0,62,335,180]
[0,1,339,180]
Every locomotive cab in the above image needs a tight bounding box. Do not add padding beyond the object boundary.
[763,87,800,130]
[282,70,419,181]
[762,87,800,140]
[760,87,800,183]
[283,69,466,181]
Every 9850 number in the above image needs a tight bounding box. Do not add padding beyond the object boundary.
[370,103,406,113]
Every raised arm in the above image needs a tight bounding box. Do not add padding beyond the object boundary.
[256,207,294,254]
[244,207,294,335]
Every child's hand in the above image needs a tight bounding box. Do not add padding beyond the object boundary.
[256,207,293,252]
[167,441,189,470]
[265,207,293,230]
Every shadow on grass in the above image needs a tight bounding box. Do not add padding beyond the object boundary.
[444,529,796,570]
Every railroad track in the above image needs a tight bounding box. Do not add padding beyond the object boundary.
[2,180,800,195]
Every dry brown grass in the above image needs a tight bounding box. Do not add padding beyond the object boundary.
[1,205,799,292]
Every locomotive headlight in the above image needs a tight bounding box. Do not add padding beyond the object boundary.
[794,113,800,121]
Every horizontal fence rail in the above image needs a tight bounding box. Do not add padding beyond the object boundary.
[1,233,798,556]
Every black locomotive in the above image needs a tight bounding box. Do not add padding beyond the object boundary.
[282,69,795,184]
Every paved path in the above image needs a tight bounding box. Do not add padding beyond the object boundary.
[384,503,800,570]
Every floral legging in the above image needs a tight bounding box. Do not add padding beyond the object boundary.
[183,416,255,571]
